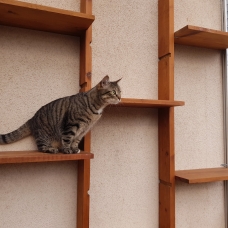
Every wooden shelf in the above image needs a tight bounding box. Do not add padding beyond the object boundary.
[0,0,95,36]
[117,98,185,108]
[174,25,228,49]
[0,151,94,164]
[175,167,228,184]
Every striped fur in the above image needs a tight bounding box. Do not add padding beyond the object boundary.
[0,76,121,153]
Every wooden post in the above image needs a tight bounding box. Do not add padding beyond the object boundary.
[158,0,175,227]
[77,1,92,228]
[80,0,92,92]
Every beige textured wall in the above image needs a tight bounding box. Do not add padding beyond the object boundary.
[0,0,225,228]
[175,0,225,227]
[91,1,158,227]
[0,26,80,228]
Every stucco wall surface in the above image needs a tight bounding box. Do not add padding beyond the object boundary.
[0,25,80,228]
[0,0,225,228]
[175,0,225,227]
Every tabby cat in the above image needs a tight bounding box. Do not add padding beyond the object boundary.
[0,75,121,154]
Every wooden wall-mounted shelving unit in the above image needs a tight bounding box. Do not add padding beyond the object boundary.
[0,0,94,35]
[0,0,185,227]
[159,0,228,227]
[118,98,184,108]
[2,0,227,227]
[175,168,228,184]
[175,25,228,49]
[0,151,93,164]
[0,0,94,228]
[0,0,184,227]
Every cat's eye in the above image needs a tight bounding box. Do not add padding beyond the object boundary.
[111,90,116,95]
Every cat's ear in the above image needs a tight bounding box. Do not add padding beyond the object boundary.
[98,75,110,89]
[114,78,122,84]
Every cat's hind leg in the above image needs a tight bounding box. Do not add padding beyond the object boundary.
[36,139,59,154]
[34,131,59,154]
[61,128,76,154]
[61,126,82,154]
[62,136,81,154]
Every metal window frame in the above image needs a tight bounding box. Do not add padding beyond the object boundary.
[222,0,228,227]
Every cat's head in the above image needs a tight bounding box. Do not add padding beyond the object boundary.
[97,75,121,104]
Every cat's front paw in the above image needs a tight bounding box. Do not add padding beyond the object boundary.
[39,147,59,154]
[48,148,59,154]
[62,148,73,154]
[72,148,80,154]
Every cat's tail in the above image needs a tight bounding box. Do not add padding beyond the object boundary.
[0,121,31,144]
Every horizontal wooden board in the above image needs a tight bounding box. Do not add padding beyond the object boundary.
[0,0,95,35]
[116,98,185,108]
[175,25,228,49]
[0,151,94,164]
[175,167,228,184]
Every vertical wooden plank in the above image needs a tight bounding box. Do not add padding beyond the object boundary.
[158,0,174,58]
[77,159,91,228]
[80,0,92,14]
[158,56,174,100]
[80,0,92,91]
[80,31,92,91]
[77,1,92,228]
[159,182,175,228]
[80,0,92,154]
[158,107,175,184]
[158,0,175,227]
[158,55,175,184]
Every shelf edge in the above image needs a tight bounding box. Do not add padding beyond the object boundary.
[0,0,95,36]
[115,98,185,108]
[174,25,228,50]
[175,167,228,184]
[0,151,94,164]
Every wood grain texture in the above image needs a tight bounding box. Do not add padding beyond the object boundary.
[79,0,92,157]
[116,98,184,108]
[175,167,228,184]
[77,159,90,228]
[159,182,175,228]
[158,56,174,100]
[158,1,175,227]
[0,0,94,36]
[0,151,93,164]
[77,1,92,228]
[80,0,92,90]
[158,108,175,184]
[158,0,174,58]
[80,32,92,89]
[175,25,228,49]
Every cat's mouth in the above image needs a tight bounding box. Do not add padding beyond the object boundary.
[116,95,121,101]
[116,97,121,104]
